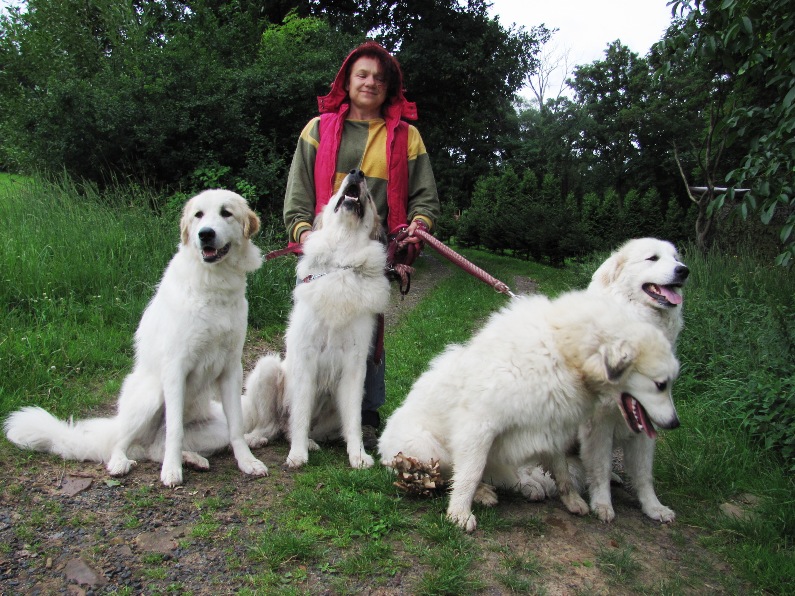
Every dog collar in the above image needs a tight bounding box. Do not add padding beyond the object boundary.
[302,265,353,284]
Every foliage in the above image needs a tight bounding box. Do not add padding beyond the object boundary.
[456,164,686,264]
[569,41,652,197]
[0,0,547,223]
[675,244,795,473]
[666,0,795,265]
[373,0,550,202]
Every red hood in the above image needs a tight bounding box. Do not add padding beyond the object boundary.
[317,41,418,122]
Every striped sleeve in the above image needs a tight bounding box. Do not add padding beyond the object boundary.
[284,118,321,242]
[407,125,440,230]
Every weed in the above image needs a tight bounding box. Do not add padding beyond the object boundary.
[596,543,641,584]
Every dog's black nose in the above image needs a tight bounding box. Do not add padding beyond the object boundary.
[676,265,690,280]
[348,169,364,182]
[198,227,216,243]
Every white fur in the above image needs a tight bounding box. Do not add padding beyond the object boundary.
[243,171,390,470]
[378,290,680,532]
[4,190,268,487]
[579,237,689,522]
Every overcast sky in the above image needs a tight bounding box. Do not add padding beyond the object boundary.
[488,0,676,101]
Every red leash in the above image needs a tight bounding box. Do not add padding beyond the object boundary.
[265,244,303,260]
[412,229,516,298]
[265,230,516,298]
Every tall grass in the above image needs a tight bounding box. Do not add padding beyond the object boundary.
[656,243,794,593]
[2,176,792,592]
[0,174,293,419]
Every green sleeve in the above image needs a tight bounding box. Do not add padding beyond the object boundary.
[406,126,440,231]
[407,152,440,231]
[284,118,320,242]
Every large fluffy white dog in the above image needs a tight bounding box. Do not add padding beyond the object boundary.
[378,290,681,533]
[243,170,390,470]
[4,190,269,487]
[579,237,689,522]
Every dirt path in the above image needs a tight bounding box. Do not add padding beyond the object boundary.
[0,253,747,594]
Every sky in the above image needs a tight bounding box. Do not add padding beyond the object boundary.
[487,0,676,101]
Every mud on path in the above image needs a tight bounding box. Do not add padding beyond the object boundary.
[0,253,747,594]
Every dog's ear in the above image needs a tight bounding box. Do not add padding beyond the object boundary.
[583,339,636,383]
[180,197,195,245]
[592,254,625,287]
[244,208,261,239]
[601,339,636,382]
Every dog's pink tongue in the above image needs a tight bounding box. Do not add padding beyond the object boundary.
[660,286,682,305]
[636,402,657,440]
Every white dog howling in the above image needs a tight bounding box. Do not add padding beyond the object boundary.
[243,170,390,470]
[378,290,680,532]
[4,190,269,487]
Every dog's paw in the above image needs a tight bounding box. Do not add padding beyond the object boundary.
[350,451,374,469]
[591,502,616,523]
[160,466,183,488]
[183,451,210,471]
[244,431,269,449]
[107,456,136,477]
[308,439,320,451]
[284,450,308,469]
[474,483,499,507]
[643,504,675,523]
[447,508,477,533]
[519,479,548,501]
[561,491,590,516]
[239,456,269,477]
[517,466,557,500]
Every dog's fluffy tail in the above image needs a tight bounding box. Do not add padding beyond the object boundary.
[242,354,285,441]
[4,406,119,463]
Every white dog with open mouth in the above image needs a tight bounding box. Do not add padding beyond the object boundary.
[378,289,680,533]
[579,237,689,522]
[4,190,269,487]
[243,169,390,470]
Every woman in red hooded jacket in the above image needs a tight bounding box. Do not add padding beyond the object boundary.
[283,41,440,449]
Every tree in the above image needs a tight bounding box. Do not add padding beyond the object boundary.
[526,36,572,110]
[511,97,585,203]
[569,41,653,198]
[666,0,795,265]
[367,0,551,208]
[1,0,548,218]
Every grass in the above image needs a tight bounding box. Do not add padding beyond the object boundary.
[0,173,294,420]
[1,174,793,594]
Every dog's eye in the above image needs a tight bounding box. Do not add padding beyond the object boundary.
[194,211,204,219]
[646,255,659,262]
[220,209,232,218]
[655,381,667,391]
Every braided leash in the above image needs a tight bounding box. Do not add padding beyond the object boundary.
[266,229,516,299]
[412,229,516,298]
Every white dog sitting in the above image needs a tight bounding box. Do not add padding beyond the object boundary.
[379,290,680,533]
[5,190,269,487]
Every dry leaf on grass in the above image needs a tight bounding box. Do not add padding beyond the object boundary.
[390,452,447,497]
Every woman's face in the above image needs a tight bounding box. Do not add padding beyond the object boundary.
[346,56,388,118]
